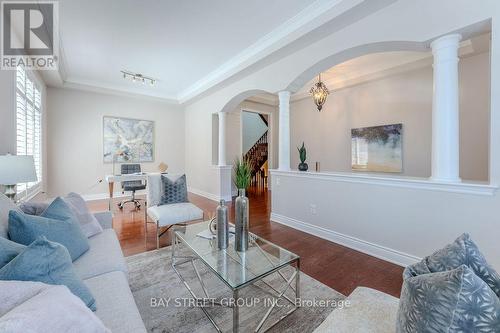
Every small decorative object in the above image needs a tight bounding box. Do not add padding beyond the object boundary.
[309,73,329,112]
[351,123,403,173]
[208,216,217,235]
[297,142,308,171]
[103,116,154,164]
[315,161,320,172]
[111,149,130,175]
[233,158,251,252]
[216,200,229,250]
[0,154,38,202]
[158,162,168,173]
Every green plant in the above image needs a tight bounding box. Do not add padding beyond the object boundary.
[297,142,307,163]
[233,157,252,189]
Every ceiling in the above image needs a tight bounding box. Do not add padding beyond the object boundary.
[57,0,316,101]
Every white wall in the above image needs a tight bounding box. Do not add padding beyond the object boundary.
[46,88,185,197]
[183,0,500,270]
[290,52,490,181]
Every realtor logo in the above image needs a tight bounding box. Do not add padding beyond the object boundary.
[1,1,59,70]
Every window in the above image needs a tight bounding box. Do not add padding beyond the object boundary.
[16,66,42,194]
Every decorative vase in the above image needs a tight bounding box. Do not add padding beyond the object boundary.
[235,188,249,252]
[216,199,229,249]
[298,162,308,171]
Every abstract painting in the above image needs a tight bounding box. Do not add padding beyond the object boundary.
[351,123,402,173]
[103,116,154,163]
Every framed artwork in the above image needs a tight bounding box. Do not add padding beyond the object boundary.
[351,123,402,173]
[103,116,154,163]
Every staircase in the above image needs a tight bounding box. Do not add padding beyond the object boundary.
[243,130,268,187]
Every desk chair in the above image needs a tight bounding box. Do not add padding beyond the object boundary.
[118,164,146,210]
[145,174,204,249]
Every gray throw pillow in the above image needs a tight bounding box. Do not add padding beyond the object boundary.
[19,201,50,216]
[404,233,500,298]
[63,192,103,238]
[160,174,188,205]
[397,265,500,332]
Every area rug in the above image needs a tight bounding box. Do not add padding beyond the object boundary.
[126,247,345,333]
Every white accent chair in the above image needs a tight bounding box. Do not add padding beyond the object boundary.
[145,174,204,249]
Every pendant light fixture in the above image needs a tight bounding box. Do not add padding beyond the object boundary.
[309,73,329,112]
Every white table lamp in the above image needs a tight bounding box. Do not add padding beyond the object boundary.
[0,155,38,201]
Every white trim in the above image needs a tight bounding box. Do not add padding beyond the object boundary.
[178,0,366,103]
[270,212,421,267]
[270,170,498,196]
[62,80,179,104]
[188,187,232,203]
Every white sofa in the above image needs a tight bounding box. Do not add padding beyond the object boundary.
[0,195,146,332]
[314,287,399,333]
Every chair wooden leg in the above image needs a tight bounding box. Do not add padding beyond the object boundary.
[144,210,147,246]
[156,223,160,250]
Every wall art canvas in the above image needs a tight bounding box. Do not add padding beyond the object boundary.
[103,116,154,163]
[351,123,402,173]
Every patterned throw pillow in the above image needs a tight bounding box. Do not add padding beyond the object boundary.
[404,233,500,298]
[397,265,500,332]
[160,175,188,205]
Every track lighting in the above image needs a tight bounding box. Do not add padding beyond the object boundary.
[121,70,156,86]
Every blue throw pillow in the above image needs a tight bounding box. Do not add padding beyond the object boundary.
[8,197,89,261]
[160,174,188,205]
[0,236,96,311]
[404,233,500,298]
[397,265,500,332]
[0,237,25,268]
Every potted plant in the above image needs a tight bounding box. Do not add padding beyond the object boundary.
[233,157,252,252]
[297,142,308,171]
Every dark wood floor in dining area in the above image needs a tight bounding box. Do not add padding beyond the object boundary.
[87,186,404,298]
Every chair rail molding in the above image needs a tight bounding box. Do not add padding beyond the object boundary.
[269,170,498,196]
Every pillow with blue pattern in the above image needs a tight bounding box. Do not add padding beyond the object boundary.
[404,233,500,298]
[397,265,500,332]
[160,174,188,205]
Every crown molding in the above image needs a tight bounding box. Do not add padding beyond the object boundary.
[177,0,368,104]
[60,79,179,104]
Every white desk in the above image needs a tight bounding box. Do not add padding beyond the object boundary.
[105,173,148,210]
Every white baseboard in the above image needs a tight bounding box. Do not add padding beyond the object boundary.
[270,212,420,267]
[187,187,232,203]
[82,190,147,202]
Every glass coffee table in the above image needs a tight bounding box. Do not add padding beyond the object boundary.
[172,220,300,333]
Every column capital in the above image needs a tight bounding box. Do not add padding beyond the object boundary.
[278,91,291,100]
[430,34,462,53]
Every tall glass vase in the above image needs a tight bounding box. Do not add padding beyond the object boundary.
[235,188,249,252]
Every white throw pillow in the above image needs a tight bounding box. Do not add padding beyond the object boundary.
[0,280,110,333]
[64,192,103,238]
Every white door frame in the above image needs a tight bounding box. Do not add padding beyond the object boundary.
[240,107,274,170]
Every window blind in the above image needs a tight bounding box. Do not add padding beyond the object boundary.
[16,66,42,194]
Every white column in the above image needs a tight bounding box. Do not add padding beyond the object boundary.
[278,91,291,171]
[430,34,461,182]
[218,112,227,166]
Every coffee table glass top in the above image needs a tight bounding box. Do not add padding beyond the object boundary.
[173,221,299,289]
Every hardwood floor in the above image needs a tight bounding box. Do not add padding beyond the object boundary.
[87,186,404,298]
